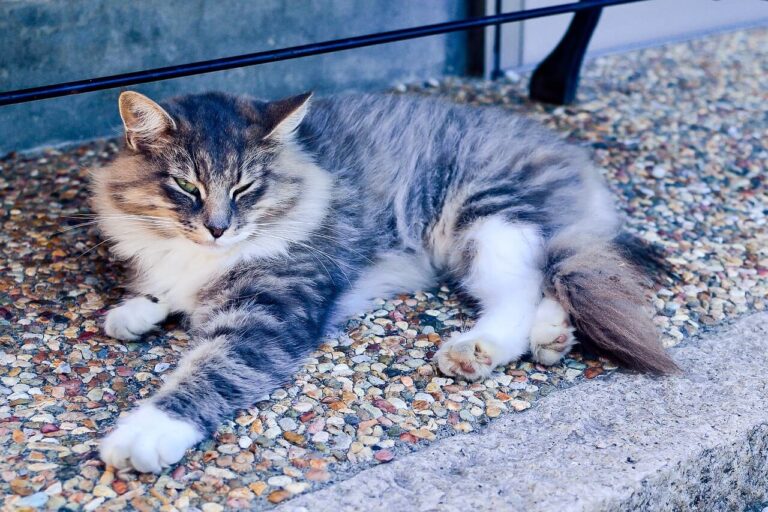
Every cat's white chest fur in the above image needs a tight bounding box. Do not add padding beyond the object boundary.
[113,237,235,314]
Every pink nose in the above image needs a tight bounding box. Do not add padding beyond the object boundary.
[205,225,227,239]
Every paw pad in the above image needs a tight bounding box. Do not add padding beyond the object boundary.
[434,333,498,381]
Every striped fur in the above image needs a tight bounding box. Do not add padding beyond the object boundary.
[94,91,675,472]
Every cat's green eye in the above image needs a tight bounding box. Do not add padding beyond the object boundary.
[174,177,199,195]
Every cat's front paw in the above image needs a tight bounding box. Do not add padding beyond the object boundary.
[529,297,576,365]
[104,296,169,341]
[100,404,203,473]
[434,332,501,381]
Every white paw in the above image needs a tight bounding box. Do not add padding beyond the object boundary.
[434,332,503,381]
[100,404,203,473]
[529,297,576,366]
[105,296,169,341]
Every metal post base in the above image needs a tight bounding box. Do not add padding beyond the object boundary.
[529,1,603,105]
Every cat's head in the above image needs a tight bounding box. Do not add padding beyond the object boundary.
[91,91,329,256]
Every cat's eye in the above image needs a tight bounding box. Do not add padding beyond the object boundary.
[232,182,254,199]
[174,177,199,195]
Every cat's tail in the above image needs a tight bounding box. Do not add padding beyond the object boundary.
[543,232,679,374]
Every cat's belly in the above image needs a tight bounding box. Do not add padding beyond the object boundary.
[330,250,436,325]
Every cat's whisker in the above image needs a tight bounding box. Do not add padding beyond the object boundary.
[256,219,355,235]
[64,213,173,221]
[253,219,354,233]
[51,221,101,236]
[70,213,178,223]
[249,229,353,285]
[76,237,118,259]
[249,228,351,266]
[271,229,374,265]
[52,216,177,237]
[60,214,99,219]
[102,217,178,226]
[254,223,374,263]
[222,290,265,307]
[256,224,353,243]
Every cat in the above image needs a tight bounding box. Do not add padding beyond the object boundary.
[92,90,677,473]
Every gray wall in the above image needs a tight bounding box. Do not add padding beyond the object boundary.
[488,0,766,72]
[0,0,470,154]
[522,0,766,65]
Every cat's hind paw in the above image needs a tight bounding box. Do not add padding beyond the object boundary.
[104,296,168,341]
[100,404,203,473]
[529,297,576,366]
[434,332,500,381]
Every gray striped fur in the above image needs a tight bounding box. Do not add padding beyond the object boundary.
[93,91,675,459]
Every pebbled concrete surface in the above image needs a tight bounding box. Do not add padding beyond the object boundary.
[276,313,768,512]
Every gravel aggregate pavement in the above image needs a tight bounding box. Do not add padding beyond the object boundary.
[1,27,766,511]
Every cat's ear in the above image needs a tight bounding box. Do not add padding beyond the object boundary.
[118,91,176,151]
[263,92,312,141]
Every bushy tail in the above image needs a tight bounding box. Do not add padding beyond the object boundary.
[544,233,679,374]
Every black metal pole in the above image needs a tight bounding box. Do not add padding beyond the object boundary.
[491,0,504,80]
[529,0,604,104]
[0,0,649,107]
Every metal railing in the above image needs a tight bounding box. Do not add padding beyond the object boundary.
[0,0,649,107]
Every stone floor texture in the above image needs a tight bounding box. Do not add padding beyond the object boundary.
[1,27,766,511]
[275,312,768,512]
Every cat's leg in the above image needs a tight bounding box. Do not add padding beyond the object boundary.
[529,296,576,365]
[435,217,543,380]
[104,295,169,341]
[100,306,319,472]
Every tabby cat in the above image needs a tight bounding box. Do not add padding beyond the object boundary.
[93,90,676,473]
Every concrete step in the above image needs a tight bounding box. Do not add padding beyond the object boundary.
[276,313,768,511]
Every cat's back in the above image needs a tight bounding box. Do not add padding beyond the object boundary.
[300,93,578,182]
[299,92,605,244]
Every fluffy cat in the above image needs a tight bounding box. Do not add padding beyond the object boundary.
[92,90,677,473]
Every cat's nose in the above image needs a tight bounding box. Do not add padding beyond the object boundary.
[205,224,228,239]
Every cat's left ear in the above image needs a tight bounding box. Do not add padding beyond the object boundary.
[263,92,312,141]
